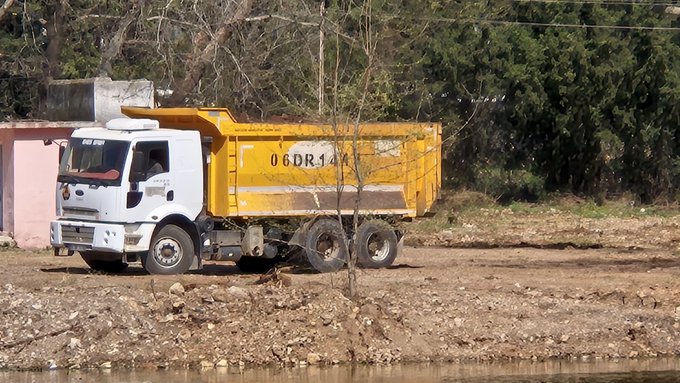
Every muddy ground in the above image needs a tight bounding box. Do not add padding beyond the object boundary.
[2,206,680,371]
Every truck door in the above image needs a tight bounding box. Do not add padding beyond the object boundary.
[126,140,174,222]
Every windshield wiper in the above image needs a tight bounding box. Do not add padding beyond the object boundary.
[87,178,108,188]
[58,174,111,187]
[58,174,79,184]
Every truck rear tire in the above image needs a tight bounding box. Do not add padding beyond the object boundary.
[143,224,194,275]
[356,220,398,268]
[81,251,128,273]
[304,218,348,273]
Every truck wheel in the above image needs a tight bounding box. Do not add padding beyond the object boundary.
[81,251,128,273]
[143,224,194,275]
[304,218,348,273]
[356,220,398,268]
[235,256,278,273]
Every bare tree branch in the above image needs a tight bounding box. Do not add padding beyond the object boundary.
[147,15,197,28]
[98,0,146,77]
[244,14,318,26]
[0,0,15,23]
[166,0,254,106]
[77,14,122,20]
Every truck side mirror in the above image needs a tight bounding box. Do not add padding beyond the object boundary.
[129,150,146,182]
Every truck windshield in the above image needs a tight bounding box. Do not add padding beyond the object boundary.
[58,138,130,186]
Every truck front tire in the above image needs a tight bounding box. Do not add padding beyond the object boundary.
[143,224,195,275]
[304,218,348,273]
[81,251,128,273]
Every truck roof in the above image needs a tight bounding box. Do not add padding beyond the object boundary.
[71,127,197,141]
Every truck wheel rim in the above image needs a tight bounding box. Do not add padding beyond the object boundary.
[367,233,390,261]
[153,238,182,267]
[315,233,339,261]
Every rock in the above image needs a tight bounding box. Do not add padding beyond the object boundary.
[67,337,81,350]
[100,361,112,369]
[47,360,57,370]
[68,312,79,320]
[200,360,214,368]
[171,299,185,312]
[306,352,322,364]
[169,282,185,296]
[279,273,292,287]
[212,290,229,303]
[440,230,454,240]
[216,359,229,367]
[321,314,333,326]
[227,286,249,300]
[453,317,464,327]
[0,235,15,247]
[272,344,285,358]
[560,335,570,343]
[177,329,192,341]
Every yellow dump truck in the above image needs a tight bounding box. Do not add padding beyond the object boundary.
[50,107,441,274]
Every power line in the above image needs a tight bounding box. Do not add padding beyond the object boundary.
[515,0,679,5]
[413,16,680,31]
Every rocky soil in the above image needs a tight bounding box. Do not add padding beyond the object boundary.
[406,197,680,250]
[1,231,680,371]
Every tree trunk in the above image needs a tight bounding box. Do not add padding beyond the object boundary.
[318,0,325,115]
[98,0,145,77]
[165,0,254,106]
[44,0,66,79]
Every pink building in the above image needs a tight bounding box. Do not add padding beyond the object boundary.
[0,77,154,249]
[0,121,102,248]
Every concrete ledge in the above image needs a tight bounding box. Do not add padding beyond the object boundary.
[0,121,104,130]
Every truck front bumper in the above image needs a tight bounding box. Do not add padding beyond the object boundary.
[50,220,126,253]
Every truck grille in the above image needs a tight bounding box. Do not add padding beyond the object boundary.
[63,207,99,218]
[61,225,95,245]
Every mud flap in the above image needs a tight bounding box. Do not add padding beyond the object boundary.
[288,220,314,248]
[54,247,74,257]
[190,255,202,270]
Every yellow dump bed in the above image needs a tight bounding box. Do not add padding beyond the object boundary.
[123,107,441,219]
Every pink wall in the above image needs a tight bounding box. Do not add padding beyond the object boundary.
[11,129,72,248]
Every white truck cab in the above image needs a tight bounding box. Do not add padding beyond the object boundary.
[50,119,204,273]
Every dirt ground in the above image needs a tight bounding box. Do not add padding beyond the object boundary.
[2,215,680,372]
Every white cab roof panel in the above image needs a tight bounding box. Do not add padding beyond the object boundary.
[106,118,159,131]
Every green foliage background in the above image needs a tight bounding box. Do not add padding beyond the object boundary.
[2,0,680,203]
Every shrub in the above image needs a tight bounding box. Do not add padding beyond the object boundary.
[473,166,545,203]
